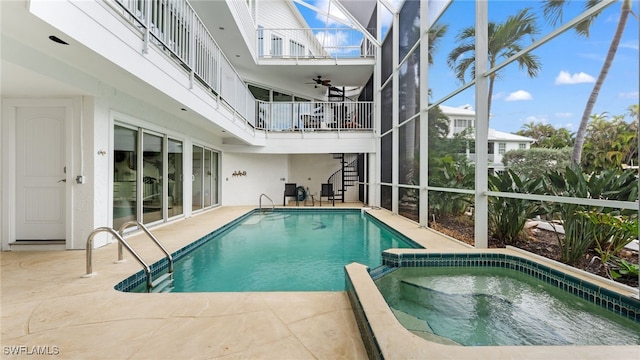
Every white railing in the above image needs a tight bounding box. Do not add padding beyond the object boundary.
[257,101,373,131]
[110,0,255,125]
[258,28,375,60]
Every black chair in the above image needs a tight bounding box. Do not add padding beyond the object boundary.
[284,183,298,206]
[319,183,334,206]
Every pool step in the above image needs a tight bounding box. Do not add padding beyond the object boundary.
[368,265,397,280]
[242,213,289,225]
[150,272,174,293]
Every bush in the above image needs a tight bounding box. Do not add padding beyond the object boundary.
[488,170,545,245]
[544,166,637,265]
[502,147,571,179]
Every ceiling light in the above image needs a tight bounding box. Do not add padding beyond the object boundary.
[48,35,69,45]
[181,108,187,111]
[218,27,225,30]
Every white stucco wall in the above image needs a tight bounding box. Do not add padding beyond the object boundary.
[221,153,289,206]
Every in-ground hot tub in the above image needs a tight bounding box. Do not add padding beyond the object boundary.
[345,248,640,359]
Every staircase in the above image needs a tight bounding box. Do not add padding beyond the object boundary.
[328,153,359,202]
[328,86,345,102]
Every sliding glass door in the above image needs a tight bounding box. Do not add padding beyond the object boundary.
[192,145,219,211]
[113,125,184,229]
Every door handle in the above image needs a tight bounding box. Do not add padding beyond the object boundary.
[58,179,66,183]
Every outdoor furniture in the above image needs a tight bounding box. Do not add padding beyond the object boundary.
[319,183,335,206]
[284,183,298,206]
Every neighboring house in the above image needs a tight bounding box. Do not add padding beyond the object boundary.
[440,105,536,172]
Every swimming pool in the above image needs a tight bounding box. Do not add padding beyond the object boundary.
[118,209,420,292]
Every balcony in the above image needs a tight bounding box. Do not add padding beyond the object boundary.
[257,28,375,61]
[257,101,373,132]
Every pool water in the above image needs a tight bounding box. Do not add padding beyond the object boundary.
[148,210,419,292]
[376,267,640,346]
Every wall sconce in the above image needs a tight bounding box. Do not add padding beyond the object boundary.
[232,170,247,177]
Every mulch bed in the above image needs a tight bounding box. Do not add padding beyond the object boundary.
[429,215,639,289]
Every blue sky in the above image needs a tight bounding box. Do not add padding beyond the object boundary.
[296,0,639,134]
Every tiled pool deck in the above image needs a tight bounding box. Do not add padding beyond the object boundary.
[2,204,639,359]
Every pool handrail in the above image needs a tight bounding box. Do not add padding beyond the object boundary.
[259,193,275,211]
[83,227,153,290]
[118,221,174,274]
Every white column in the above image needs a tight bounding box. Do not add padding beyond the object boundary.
[474,0,489,249]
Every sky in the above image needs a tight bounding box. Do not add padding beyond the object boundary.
[295,0,639,134]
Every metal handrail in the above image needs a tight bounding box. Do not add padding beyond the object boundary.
[118,221,173,273]
[259,193,275,211]
[83,227,153,290]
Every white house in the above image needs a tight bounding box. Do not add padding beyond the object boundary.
[441,105,536,172]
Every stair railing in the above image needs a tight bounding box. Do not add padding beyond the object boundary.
[83,227,153,290]
[259,193,275,211]
[118,221,173,274]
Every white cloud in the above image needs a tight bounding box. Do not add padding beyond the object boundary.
[620,40,639,51]
[554,112,573,119]
[523,115,549,123]
[619,91,639,99]
[555,71,595,85]
[311,0,351,27]
[505,90,532,101]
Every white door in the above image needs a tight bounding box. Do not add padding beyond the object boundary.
[15,107,67,240]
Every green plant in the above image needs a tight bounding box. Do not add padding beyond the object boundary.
[580,211,637,278]
[609,257,639,280]
[428,160,474,221]
[502,147,572,179]
[487,169,545,245]
[544,166,637,265]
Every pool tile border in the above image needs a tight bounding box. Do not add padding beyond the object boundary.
[346,252,640,359]
[375,251,640,323]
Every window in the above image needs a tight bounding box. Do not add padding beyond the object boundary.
[289,40,305,57]
[519,143,527,149]
[257,26,264,57]
[271,35,282,56]
[454,119,473,134]
[498,142,506,154]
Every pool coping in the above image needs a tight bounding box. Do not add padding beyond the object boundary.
[345,248,640,360]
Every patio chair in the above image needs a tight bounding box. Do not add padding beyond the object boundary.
[284,183,299,206]
[319,183,335,206]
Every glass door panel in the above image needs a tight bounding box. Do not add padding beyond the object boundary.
[168,138,183,217]
[211,151,219,205]
[192,145,203,211]
[142,133,163,224]
[204,150,212,207]
[113,126,138,229]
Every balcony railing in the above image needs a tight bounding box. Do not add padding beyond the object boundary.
[110,0,255,126]
[257,28,375,60]
[257,101,373,131]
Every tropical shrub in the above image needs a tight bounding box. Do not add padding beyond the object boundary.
[579,211,637,278]
[544,166,637,265]
[488,170,545,245]
[502,147,571,179]
[428,159,474,221]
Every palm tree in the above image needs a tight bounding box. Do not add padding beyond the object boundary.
[447,8,542,118]
[541,0,634,165]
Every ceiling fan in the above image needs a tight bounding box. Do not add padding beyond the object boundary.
[306,75,332,88]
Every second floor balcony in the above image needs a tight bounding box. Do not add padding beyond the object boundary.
[257,101,373,132]
[257,28,375,61]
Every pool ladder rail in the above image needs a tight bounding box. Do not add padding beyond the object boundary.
[82,221,174,293]
[259,193,275,211]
